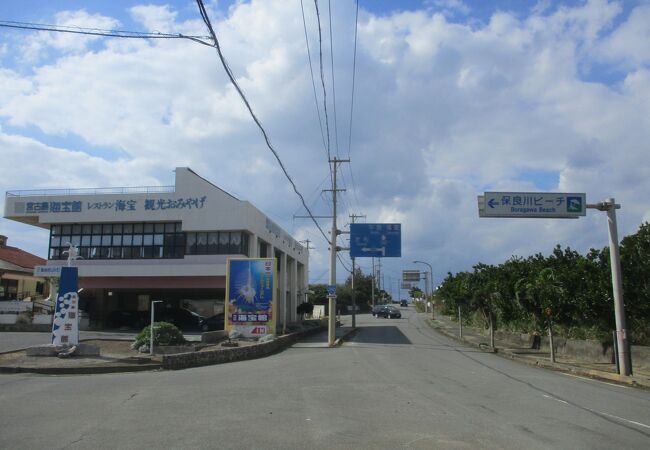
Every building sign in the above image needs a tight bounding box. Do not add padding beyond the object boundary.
[350,223,402,258]
[17,196,208,215]
[34,265,62,277]
[51,267,79,346]
[225,258,277,338]
[479,192,586,218]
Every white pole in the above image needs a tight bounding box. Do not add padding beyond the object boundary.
[328,158,339,347]
[605,198,630,376]
[150,300,162,356]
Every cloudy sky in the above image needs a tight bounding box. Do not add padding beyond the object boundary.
[1,0,649,295]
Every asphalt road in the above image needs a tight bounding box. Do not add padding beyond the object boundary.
[1,308,649,449]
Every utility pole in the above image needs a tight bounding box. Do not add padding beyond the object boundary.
[325,157,349,347]
[299,239,314,305]
[371,257,375,308]
[349,213,365,328]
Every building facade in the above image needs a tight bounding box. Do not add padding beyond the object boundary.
[3,168,308,331]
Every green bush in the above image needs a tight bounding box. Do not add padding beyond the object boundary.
[132,321,186,349]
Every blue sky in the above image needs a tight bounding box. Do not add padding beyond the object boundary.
[1,0,649,293]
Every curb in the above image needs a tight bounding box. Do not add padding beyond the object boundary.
[0,364,162,375]
[333,327,358,347]
[427,319,650,390]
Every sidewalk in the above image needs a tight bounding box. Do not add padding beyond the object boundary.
[428,313,650,389]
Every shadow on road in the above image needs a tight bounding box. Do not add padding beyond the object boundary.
[352,326,412,345]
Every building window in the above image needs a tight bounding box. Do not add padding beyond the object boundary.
[48,222,184,261]
[185,231,250,256]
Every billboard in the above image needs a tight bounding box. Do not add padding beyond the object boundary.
[225,258,277,338]
[51,266,79,346]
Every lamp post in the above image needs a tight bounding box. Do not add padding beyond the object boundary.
[413,261,433,318]
[150,300,163,356]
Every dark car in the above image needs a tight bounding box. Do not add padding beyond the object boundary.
[376,305,402,319]
[200,313,225,332]
[157,307,204,330]
[371,305,384,317]
[400,300,408,307]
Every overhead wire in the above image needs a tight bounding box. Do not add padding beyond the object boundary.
[346,0,362,212]
[299,0,328,157]
[327,0,340,158]
[195,0,331,245]
[313,0,333,170]
[0,19,215,47]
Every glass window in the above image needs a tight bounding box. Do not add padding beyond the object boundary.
[144,223,154,233]
[174,246,184,258]
[50,248,60,259]
[51,225,60,236]
[143,247,153,258]
[208,232,218,253]
[99,247,110,258]
[81,235,91,246]
[92,224,102,234]
[175,223,183,232]
[153,234,164,245]
[196,232,208,254]
[165,223,176,233]
[230,232,241,254]
[82,224,92,234]
[79,247,90,259]
[123,223,133,234]
[112,224,122,234]
[242,233,249,256]
[218,232,230,253]
[89,247,98,259]
[91,235,101,246]
[122,235,133,246]
[51,236,61,247]
[70,235,81,246]
[143,235,153,246]
[111,247,122,259]
[72,224,81,234]
[112,235,122,246]
[101,235,112,246]
[154,223,164,233]
[133,235,143,246]
[164,234,175,248]
[102,224,112,234]
[186,232,196,254]
[61,225,71,235]
[134,223,143,234]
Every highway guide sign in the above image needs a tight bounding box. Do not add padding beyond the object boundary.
[350,223,401,258]
[479,192,586,219]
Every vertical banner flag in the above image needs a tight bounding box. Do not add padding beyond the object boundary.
[51,266,79,345]
[226,258,277,338]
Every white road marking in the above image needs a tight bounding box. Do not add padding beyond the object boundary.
[560,372,629,389]
[543,394,650,430]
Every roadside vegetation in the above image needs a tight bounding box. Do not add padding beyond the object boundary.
[436,222,650,345]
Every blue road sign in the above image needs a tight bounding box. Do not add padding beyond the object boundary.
[350,223,401,258]
[327,284,336,296]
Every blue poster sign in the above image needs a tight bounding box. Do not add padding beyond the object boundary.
[51,266,79,346]
[350,223,402,258]
[226,258,277,337]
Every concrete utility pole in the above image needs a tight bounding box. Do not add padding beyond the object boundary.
[371,257,375,308]
[325,157,349,347]
[413,260,434,318]
[349,213,365,328]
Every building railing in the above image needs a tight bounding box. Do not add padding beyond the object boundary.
[6,186,175,198]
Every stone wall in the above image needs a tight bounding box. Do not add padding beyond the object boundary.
[162,326,323,370]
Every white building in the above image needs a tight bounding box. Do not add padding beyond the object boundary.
[3,168,308,331]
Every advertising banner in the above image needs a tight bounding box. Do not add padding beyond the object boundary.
[51,266,79,345]
[225,258,277,338]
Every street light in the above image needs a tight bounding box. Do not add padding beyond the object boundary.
[150,300,163,356]
[413,261,433,318]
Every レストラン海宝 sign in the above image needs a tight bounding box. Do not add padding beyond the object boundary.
[478,192,586,219]
[350,223,401,258]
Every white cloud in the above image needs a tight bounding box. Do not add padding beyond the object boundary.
[0,0,649,283]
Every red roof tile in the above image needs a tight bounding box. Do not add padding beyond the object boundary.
[0,245,46,269]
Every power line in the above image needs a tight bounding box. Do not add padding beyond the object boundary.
[195,0,330,245]
[299,0,328,157]
[347,0,362,211]
[0,20,214,47]
[313,0,332,169]
[327,0,340,158]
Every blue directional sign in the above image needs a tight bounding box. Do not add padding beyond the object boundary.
[479,192,586,219]
[350,223,401,258]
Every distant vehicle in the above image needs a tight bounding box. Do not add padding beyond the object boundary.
[200,313,225,332]
[371,305,384,317]
[400,300,408,307]
[376,305,402,319]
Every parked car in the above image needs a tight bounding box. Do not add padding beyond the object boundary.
[400,300,408,307]
[157,307,204,330]
[376,305,402,319]
[371,305,384,317]
[200,313,225,332]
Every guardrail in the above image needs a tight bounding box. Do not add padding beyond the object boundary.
[6,186,175,198]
